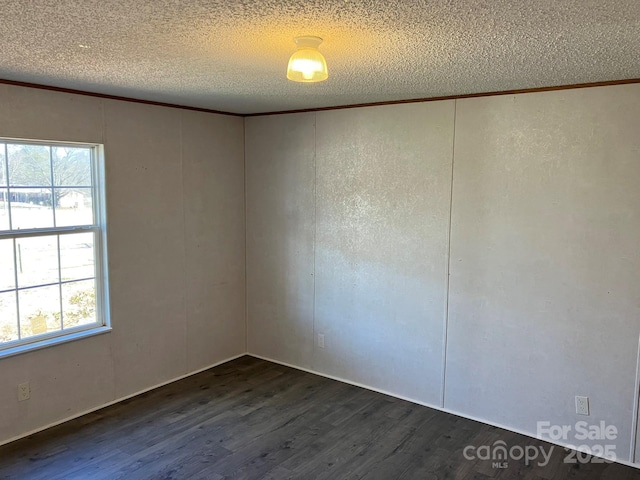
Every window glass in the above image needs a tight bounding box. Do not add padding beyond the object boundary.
[15,235,59,288]
[62,279,96,329]
[18,285,61,337]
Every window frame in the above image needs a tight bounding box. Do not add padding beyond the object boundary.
[0,137,110,358]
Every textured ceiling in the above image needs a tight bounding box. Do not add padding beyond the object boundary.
[1,0,639,114]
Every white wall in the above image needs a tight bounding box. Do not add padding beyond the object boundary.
[313,104,455,405]
[446,85,640,459]
[245,83,640,463]
[246,104,455,405]
[0,84,246,444]
[245,113,316,368]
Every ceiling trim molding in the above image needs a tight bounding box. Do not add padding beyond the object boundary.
[0,79,242,117]
[245,78,640,116]
[2,77,639,117]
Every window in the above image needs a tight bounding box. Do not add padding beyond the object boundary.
[0,139,109,356]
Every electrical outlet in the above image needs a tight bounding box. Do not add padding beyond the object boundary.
[18,382,30,402]
[575,396,589,416]
[317,333,325,349]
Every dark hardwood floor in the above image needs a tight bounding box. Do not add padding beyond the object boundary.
[0,356,638,479]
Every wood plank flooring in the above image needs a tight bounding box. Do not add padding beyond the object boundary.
[0,356,638,479]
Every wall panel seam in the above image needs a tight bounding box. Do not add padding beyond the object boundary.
[311,112,318,370]
[440,99,457,408]
[179,112,189,374]
[243,118,249,352]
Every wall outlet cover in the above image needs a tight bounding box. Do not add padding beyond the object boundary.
[575,396,589,416]
[18,382,30,402]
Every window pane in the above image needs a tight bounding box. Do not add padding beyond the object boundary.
[0,189,9,230]
[62,279,96,329]
[7,144,52,187]
[19,285,61,337]
[16,235,59,288]
[0,292,18,343]
[0,143,6,187]
[60,233,95,281]
[55,188,94,226]
[52,147,92,187]
[0,239,15,291]
[10,188,54,230]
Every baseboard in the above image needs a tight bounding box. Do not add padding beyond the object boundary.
[247,353,640,470]
[0,352,248,448]
[247,353,440,408]
[5,351,637,470]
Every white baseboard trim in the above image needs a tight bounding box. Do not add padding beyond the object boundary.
[247,353,639,470]
[248,353,440,408]
[4,351,637,471]
[0,352,247,448]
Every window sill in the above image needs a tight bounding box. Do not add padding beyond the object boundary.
[0,326,112,360]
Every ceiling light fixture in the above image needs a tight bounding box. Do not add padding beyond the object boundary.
[287,36,328,83]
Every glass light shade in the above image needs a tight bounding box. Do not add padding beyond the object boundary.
[287,36,328,83]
